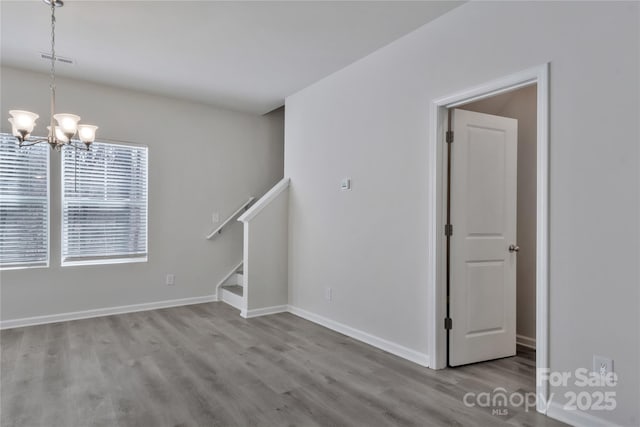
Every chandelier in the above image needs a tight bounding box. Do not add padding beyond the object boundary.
[7,0,97,151]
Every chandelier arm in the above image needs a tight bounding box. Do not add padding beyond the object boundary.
[68,140,90,151]
[17,137,50,147]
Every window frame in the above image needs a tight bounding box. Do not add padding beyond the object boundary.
[60,139,149,267]
[0,133,50,271]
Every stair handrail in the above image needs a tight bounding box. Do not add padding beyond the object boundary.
[206,197,255,239]
[238,178,290,223]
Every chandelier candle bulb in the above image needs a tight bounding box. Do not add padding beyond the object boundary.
[8,110,39,140]
[8,119,27,139]
[78,125,98,144]
[9,110,39,130]
[54,113,81,135]
[47,126,69,143]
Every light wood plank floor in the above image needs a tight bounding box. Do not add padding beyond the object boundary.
[1,302,566,427]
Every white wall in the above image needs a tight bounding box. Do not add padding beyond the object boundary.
[461,85,537,345]
[242,182,289,313]
[0,66,284,322]
[284,2,639,425]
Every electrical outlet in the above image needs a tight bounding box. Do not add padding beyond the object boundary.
[166,274,175,286]
[593,355,613,376]
[212,212,220,223]
[325,287,332,301]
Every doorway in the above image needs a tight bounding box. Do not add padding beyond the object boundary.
[427,64,549,413]
[454,85,538,366]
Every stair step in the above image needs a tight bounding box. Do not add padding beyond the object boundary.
[223,272,244,287]
[221,285,243,297]
[220,284,244,311]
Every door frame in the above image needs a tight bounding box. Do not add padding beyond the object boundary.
[427,63,550,413]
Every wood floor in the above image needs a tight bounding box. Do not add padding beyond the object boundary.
[1,302,566,427]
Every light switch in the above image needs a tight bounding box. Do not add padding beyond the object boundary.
[341,178,351,191]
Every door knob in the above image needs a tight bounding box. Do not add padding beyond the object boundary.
[509,244,520,253]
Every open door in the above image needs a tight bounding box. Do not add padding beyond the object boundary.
[449,108,518,367]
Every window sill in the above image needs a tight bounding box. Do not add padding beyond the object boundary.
[0,262,49,271]
[61,256,148,268]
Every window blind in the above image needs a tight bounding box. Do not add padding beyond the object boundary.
[0,134,49,269]
[62,141,148,265]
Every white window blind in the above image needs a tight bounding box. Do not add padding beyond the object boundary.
[0,133,49,269]
[62,141,148,265]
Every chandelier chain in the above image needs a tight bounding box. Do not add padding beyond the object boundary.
[50,0,56,143]
[50,2,56,90]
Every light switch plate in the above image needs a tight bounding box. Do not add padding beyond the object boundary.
[341,178,351,190]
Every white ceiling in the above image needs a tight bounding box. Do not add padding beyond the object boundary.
[1,1,463,114]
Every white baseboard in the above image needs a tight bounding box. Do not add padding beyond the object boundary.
[0,294,218,330]
[287,305,430,367]
[546,401,621,427]
[242,305,288,319]
[516,334,536,349]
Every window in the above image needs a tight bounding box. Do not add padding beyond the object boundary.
[0,133,50,269]
[62,141,148,266]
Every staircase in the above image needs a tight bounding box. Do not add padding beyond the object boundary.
[219,264,244,310]
[209,178,290,318]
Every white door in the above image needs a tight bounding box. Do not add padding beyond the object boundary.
[449,108,518,367]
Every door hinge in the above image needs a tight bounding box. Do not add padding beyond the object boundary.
[444,317,453,330]
[446,130,454,143]
[445,224,453,236]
